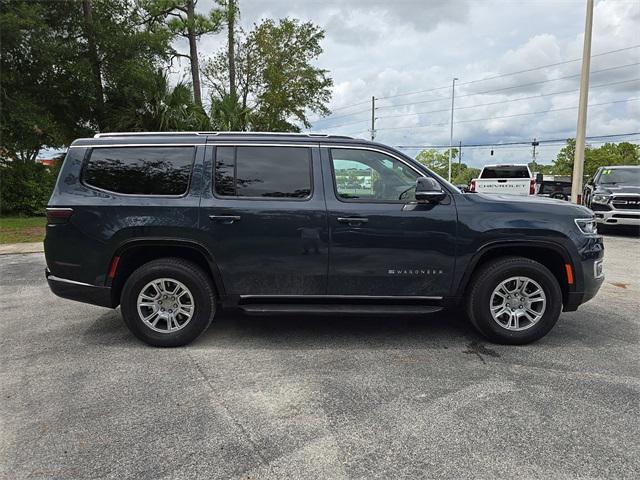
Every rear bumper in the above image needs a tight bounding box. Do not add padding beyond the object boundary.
[594,209,640,226]
[46,269,114,308]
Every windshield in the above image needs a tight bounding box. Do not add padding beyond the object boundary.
[480,166,530,179]
[598,168,640,186]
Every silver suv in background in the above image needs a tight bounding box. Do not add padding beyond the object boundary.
[583,166,640,229]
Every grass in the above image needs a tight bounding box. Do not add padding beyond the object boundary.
[0,216,46,244]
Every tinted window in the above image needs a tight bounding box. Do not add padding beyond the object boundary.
[214,146,312,198]
[480,166,530,179]
[84,147,194,195]
[331,148,418,202]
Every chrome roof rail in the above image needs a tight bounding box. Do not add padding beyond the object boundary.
[94,131,353,139]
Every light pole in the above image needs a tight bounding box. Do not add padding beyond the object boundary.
[370,96,376,141]
[448,77,458,182]
[571,0,594,204]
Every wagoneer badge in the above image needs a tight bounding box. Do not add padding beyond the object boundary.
[388,269,444,275]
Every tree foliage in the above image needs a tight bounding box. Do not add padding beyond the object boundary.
[0,160,59,215]
[204,18,333,131]
[142,0,223,106]
[415,148,478,185]
[548,139,639,178]
[0,0,174,161]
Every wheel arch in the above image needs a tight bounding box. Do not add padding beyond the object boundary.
[107,238,226,307]
[456,240,577,307]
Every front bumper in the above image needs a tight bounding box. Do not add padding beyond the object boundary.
[46,269,114,308]
[593,208,640,226]
[563,238,605,311]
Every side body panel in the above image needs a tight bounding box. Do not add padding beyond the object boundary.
[197,143,329,296]
[45,139,206,287]
[321,145,458,297]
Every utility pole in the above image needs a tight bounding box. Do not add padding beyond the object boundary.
[531,138,539,173]
[571,0,594,204]
[370,96,376,141]
[448,77,458,182]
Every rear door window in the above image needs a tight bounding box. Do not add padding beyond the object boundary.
[214,146,312,199]
[480,166,530,179]
[83,146,195,195]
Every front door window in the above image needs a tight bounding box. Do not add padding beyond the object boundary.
[330,149,419,202]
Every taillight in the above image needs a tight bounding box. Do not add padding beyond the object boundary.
[529,179,535,195]
[46,208,74,225]
[470,180,476,192]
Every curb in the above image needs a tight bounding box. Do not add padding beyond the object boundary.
[0,242,44,255]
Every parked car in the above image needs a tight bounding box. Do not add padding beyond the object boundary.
[583,165,640,228]
[536,175,572,201]
[45,132,604,347]
[470,164,535,195]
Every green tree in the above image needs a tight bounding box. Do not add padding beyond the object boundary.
[204,17,333,131]
[209,93,251,131]
[106,70,210,131]
[142,0,223,106]
[452,165,480,186]
[551,139,639,178]
[415,148,458,178]
[1,0,93,161]
[0,0,173,160]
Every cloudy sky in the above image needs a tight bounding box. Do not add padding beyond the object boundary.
[188,0,640,168]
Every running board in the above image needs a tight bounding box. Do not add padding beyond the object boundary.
[238,304,443,316]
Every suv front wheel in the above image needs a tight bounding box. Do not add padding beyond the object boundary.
[121,258,216,347]
[466,256,562,345]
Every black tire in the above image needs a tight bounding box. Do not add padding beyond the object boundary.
[466,256,562,345]
[120,258,216,347]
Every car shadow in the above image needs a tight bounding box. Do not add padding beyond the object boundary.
[82,307,484,350]
[192,309,482,350]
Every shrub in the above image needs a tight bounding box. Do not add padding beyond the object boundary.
[0,160,59,216]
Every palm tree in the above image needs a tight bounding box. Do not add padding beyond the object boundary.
[210,92,251,131]
[105,69,210,132]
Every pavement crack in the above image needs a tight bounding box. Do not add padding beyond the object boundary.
[183,350,270,466]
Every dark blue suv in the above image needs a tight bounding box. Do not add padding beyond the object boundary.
[45,132,604,346]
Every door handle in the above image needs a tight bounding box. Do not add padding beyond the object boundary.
[209,215,241,224]
[337,217,369,225]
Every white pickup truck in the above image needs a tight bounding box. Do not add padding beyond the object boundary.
[470,164,535,196]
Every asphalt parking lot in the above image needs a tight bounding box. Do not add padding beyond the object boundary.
[1,233,639,480]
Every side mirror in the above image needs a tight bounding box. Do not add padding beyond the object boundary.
[415,177,446,203]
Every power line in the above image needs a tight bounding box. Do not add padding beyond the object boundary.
[377,68,640,111]
[394,132,640,149]
[375,70,640,120]
[311,44,640,126]
[376,97,639,131]
[376,44,640,101]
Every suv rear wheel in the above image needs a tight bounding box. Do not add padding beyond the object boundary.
[466,256,562,345]
[121,258,216,347]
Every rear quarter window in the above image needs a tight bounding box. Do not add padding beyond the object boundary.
[83,146,195,195]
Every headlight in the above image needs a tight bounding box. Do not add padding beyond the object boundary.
[575,218,598,235]
[592,194,610,204]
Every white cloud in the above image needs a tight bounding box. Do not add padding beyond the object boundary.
[177,0,640,168]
